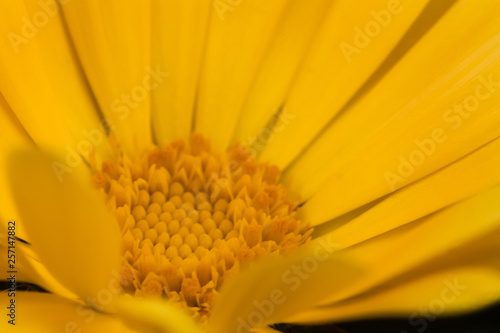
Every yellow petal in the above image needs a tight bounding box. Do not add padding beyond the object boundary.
[0,0,112,161]
[295,228,500,323]
[8,149,121,301]
[116,296,204,333]
[259,0,432,167]
[0,93,32,147]
[0,94,33,233]
[287,265,500,324]
[195,0,288,150]
[151,0,211,145]
[0,233,76,299]
[0,292,137,332]
[316,136,500,240]
[62,0,153,153]
[232,0,332,144]
[293,0,500,224]
[208,241,361,332]
[317,184,500,305]
[0,143,111,305]
[0,104,74,297]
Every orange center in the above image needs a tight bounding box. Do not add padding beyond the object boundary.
[92,134,311,322]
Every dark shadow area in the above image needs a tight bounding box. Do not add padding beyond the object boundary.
[0,280,47,293]
[274,301,500,332]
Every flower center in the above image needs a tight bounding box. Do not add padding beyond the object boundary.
[92,134,311,322]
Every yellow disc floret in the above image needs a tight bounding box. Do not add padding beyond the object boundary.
[92,134,311,322]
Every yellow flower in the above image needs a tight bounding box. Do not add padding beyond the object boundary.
[1,0,500,332]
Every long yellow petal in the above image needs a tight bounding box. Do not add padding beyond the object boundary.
[62,0,153,153]
[0,0,112,161]
[208,241,361,333]
[294,0,500,224]
[317,184,500,305]
[151,0,211,145]
[232,0,332,144]
[293,225,500,323]
[194,0,288,150]
[0,292,137,332]
[8,149,121,302]
[287,265,500,324]
[315,136,500,240]
[259,0,432,167]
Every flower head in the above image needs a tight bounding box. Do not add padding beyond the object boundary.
[1,0,500,332]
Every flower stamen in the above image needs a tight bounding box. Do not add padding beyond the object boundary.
[92,134,311,322]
